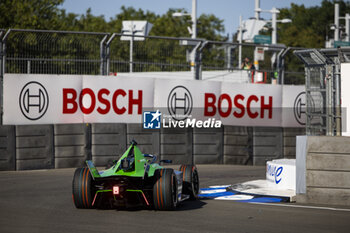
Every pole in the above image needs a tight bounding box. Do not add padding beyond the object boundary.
[271,7,279,73]
[0,31,7,125]
[326,65,333,136]
[238,15,243,69]
[190,0,197,76]
[0,39,3,125]
[27,60,31,74]
[271,7,278,44]
[192,0,197,39]
[99,35,108,75]
[226,46,231,69]
[255,0,260,20]
[254,47,259,70]
[335,62,341,136]
[193,41,201,80]
[130,28,134,73]
[105,33,116,75]
[335,3,339,41]
[346,13,350,42]
[280,47,291,85]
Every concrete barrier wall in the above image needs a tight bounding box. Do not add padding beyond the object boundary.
[161,127,193,164]
[54,124,91,168]
[253,127,283,165]
[0,125,15,171]
[92,123,126,167]
[16,125,54,170]
[283,128,306,159]
[298,136,350,206]
[193,127,223,164]
[223,126,252,165]
[0,124,304,170]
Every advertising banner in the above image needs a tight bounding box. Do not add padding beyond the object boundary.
[220,83,282,127]
[4,74,83,125]
[82,76,154,123]
[3,74,305,127]
[154,79,222,122]
[281,85,306,127]
[4,74,153,125]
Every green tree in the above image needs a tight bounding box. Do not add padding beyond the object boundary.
[75,8,110,32]
[278,0,350,48]
[108,6,158,33]
[271,0,350,84]
[0,0,64,29]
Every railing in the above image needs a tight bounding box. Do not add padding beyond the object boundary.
[0,28,305,125]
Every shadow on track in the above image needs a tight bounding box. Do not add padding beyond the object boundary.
[93,200,207,212]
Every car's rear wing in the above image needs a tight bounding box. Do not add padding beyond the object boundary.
[86,160,101,179]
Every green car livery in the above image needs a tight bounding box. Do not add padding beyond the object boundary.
[72,140,199,210]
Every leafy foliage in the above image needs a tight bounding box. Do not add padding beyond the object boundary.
[278,0,350,48]
[0,0,64,29]
[1,0,349,81]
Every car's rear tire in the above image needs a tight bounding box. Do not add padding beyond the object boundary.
[179,165,199,200]
[72,167,94,209]
[153,168,178,210]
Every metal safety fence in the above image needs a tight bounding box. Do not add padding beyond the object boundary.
[294,48,343,136]
[0,29,305,76]
[2,29,108,75]
[0,28,306,125]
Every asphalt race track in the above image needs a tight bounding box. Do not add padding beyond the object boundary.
[1,165,350,233]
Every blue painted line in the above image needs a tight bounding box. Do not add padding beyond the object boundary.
[238,197,283,203]
[199,188,286,203]
[200,188,227,191]
[198,191,237,198]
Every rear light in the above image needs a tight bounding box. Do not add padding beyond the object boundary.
[113,186,119,195]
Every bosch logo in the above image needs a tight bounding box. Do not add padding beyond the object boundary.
[19,82,49,120]
[294,91,314,125]
[293,92,306,125]
[167,86,193,120]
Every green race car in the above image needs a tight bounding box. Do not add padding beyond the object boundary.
[72,140,199,210]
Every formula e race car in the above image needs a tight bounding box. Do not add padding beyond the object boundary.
[72,140,199,210]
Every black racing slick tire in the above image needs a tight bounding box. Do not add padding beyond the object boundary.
[72,167,94,209]
[179,165,199,200]
[153,168,178,210]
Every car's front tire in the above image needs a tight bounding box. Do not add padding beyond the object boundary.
[179,165,199,200]
[72,167,94,209]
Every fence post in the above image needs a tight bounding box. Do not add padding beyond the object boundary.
[334,57,342,136]
[194,41,208,80]
[277,47,291,85]
[326,65,334,135]
[305,67,311,135]
[106,33,116,75]
[194,49,200,80]
[0,30,8,125]
[0,37,3,125]
[100,35,108,75]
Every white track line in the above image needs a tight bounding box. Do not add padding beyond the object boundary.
[250,202,350,212]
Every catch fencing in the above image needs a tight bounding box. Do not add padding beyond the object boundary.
[0,29,303,75]
[0,29,306,125]
[294,48,345,136]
